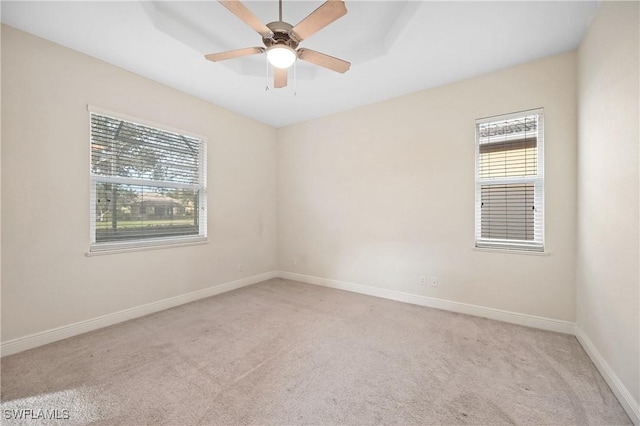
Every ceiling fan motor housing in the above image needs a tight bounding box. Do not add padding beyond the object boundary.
[205,0,351,85]
[263,21,300,49]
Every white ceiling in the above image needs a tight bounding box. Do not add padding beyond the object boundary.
[1,1,598,128]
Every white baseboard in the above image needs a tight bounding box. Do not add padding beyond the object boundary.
[278,271,638,424]
[575,325,639,425]
[278,271,575,334]
[3,270,636,425]
[0,271,278,357]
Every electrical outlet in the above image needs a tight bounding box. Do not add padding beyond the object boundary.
[237,263,243,272]
[292,258,298,266]
[431,276,438,287]
[419,276,426,285]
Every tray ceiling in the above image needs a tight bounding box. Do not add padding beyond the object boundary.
[1,1,598,127]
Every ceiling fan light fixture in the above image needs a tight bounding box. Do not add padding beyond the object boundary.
[206,0,351,88]
[267,45,297,69]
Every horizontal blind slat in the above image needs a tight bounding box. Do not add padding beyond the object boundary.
[90,111,207,250]
[90,114,202,185]
[475,109,543,251]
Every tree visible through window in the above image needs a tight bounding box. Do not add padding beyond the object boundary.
[475,109,544,251]
[89,108,207,251]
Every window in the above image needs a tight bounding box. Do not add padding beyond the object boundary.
[89,107,207,252]
[475,108,544,252]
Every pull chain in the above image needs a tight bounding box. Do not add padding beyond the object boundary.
[293,60,297,96]
[265,55,270,91]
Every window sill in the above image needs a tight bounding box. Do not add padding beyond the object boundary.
[86,239,208,256]
[473,247,550,256]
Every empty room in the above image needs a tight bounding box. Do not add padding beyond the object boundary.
[1,0,638,424]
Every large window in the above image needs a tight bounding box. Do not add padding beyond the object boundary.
[89,107,207,252]
[475,108,544,252]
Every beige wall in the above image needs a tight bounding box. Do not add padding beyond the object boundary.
[0,18,3,344]
[1,25,278,341]
[278,52,578,321]
[577,1,640,405]
[1,6,638,414]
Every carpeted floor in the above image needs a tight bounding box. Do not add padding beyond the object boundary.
[1,278,631,425]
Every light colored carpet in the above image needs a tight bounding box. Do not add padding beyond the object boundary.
[1,278,631,425]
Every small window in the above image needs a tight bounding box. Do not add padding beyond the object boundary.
[475,108,544,252]
[89,107,207,252]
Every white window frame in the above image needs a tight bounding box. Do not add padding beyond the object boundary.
[88,106,207,252]
[474,108,544,252]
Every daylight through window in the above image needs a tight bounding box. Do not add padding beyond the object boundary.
[89,108,207,251]
[475,108,544,251]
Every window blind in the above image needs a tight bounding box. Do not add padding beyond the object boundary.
[475,109,544,251]
[89,108,207,251]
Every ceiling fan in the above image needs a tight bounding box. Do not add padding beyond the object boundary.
[205,0,351,88]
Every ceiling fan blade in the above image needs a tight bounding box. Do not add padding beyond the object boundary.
[274,67,288,88]
[205,47,265,62]
[298,48,350,73]
[291,0,347,42]
[219,0,273,37]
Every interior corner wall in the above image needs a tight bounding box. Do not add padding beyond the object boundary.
[0,17,3,342]
[277,52,578,322]
[2,7,638,416]
[0,25,278,342]
[577,1,640,406]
